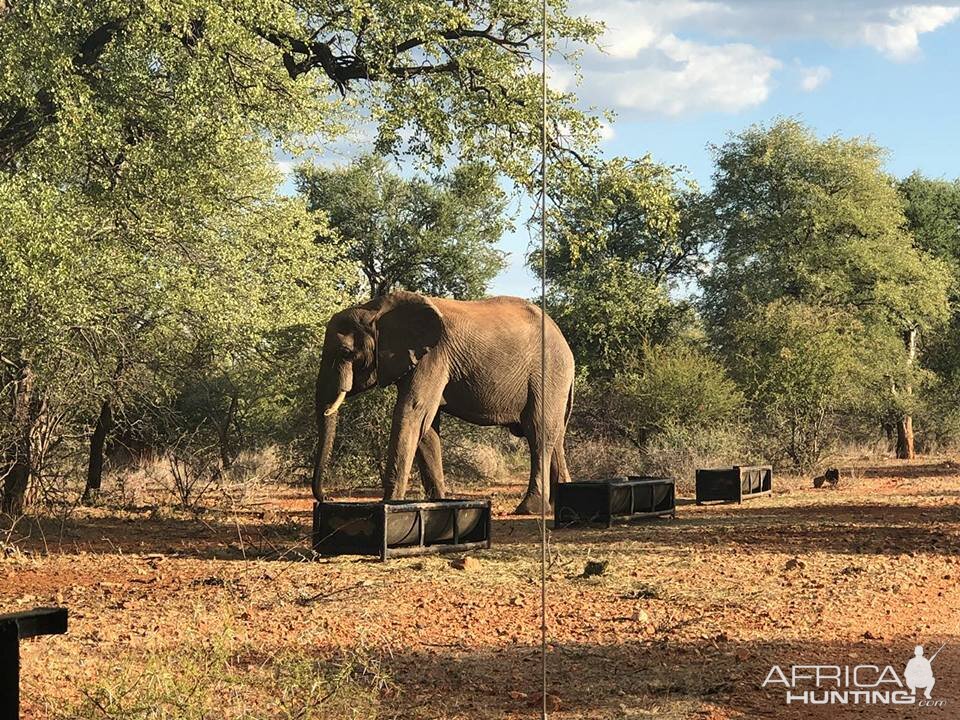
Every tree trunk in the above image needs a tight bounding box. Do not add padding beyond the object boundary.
[1,364,36,515]
[882,420,895,447]
[82,399,113,505]
[217,392,238,470]
[895,328,917,461]
[896,415,914,460]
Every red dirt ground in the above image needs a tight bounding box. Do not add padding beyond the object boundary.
[3,459,959,718]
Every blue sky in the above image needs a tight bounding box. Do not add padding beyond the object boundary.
[487,0,960,296]
[280,1,960,298]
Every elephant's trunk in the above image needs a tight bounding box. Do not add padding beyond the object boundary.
[312,362,353,502]
[312,410,337,502]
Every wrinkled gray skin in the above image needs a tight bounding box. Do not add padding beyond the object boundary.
[312,291,575,515]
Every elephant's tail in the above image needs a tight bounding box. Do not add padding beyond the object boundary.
[564,381,574,427]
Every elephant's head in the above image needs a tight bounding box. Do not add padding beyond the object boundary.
[311,291,444,500]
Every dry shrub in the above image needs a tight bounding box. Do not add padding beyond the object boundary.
[431,418,525,489]
[565,425,747,494]
[443,440,510,486]
[564,437,643,480]
[641,425,748,494]
[216,447,284,508]
[105,455,168,508]
[828,437,895,463]
[97,445,285,512]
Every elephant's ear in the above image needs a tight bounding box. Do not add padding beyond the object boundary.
[375,293,444,387]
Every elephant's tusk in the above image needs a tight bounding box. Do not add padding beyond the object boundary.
[324,391,347,416]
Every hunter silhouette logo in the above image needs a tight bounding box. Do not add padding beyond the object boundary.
[905,644,944,700]
[763,644,948,707]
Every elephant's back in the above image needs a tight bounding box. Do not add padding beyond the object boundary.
[433,296,570,345]
[433,296,574,382]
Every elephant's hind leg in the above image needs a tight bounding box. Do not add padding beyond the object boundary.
[415,420,446,499]
[514,426,556,516]
[550,436,571,500]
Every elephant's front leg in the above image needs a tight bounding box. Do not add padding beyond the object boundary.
[415,420,446,499]
[383,375,445,500]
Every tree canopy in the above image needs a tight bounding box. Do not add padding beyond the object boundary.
[0,0,603,181]
[702,119,950,340]
[899,172,960,274]
[701,119,951,467]
[536,157,705,376]
[297,155,509,299]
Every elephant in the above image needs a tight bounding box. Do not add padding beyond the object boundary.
[311,291,575,515]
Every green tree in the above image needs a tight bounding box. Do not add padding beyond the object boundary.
[0,159,344,511]
[702,119,951,466]
[899,173,960,267]
[297,156,509,299]
[0,0,602,182]
[577,341,743,448]
[537,157,706,376]
[730,302,894,469]
[899,173,960,450]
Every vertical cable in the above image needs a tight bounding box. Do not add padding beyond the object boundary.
[539,0,548,717]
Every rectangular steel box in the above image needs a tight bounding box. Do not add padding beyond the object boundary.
[695,465,772,504]
[554,476,676,528]
[313,498,492,561]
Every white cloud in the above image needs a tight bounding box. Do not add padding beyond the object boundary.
[566,1,781,117]
[274,160,295,175]
[607,36,780,115]
[625,1,960,59]
[564,1,960,118]
[598,121,616,141]
[862,5,960,59]
[799,65,831,91]
[546,63,575,93]
[575,0,718,59]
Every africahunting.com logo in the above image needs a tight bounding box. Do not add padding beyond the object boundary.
[763,644,947,707]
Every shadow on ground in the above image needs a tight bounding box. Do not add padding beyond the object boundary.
[6,495,960,561]
[858,462,960,479]
[5,461,960,562]
[1,510,312,560]
[360,634,958,719]
[498,500,960,557]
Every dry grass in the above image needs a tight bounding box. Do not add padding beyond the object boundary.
[86,447,287,513]
[53,624,387,720]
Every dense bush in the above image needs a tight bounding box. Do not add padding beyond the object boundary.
[726,302,873,470]
[915,372,960,453]
[567,342,745,481]
[572,342,742,446]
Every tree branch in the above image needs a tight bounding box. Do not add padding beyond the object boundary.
[256,21,535,92]
[0,19,124,167]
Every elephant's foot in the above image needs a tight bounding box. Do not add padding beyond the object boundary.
[513,493,552,516]
[383,483,407,501]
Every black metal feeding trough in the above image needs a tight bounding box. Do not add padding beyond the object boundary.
[1,607,68,719]
[313,498,492,560]
[695,465,772,504]
[554,476,676,528]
